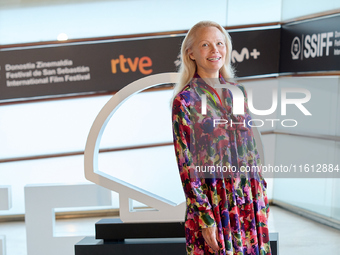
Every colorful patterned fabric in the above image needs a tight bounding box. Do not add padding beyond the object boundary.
[171,73,271,255]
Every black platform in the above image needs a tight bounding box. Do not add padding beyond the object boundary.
[75,219,279,255]
[95,218,185,241]
[75,236,187,255]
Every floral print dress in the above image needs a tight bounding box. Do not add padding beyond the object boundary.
[172,73,271,255]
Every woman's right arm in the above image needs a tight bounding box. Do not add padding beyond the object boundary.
[172,93,216,230]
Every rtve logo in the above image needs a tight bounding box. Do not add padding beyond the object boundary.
[111,55,153,75]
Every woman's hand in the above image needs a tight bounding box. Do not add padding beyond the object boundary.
[202,226,220,252]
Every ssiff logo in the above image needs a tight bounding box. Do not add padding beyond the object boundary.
[291,37,301,60]
[291,32,334,60]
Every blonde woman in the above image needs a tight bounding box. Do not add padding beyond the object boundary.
[171,21,271,255]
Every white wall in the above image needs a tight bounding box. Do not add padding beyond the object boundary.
[243,76,340,221]
[281,0,340,21]
[0,0,228,45]
[0,89,184,216]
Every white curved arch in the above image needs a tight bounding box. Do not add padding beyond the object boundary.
[84,72,185,222]
[84,72,265,222]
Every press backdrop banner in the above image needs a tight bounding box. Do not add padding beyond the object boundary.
[0,28,281,102]
[0,36,183,101]
[280,13,340,73]
[230,27,280,77]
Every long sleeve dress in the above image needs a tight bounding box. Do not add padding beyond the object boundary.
[171,73,271,255]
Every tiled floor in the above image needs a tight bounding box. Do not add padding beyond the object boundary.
[267,206,340,254]
[1,205,340,255]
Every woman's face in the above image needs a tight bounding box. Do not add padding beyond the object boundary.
[188,26,226,78]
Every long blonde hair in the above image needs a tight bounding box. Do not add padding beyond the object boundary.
[170,21,235,104]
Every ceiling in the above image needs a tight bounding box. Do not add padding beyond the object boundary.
[0,0,338,45]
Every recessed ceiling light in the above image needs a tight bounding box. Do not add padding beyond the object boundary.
[57,33,68,41]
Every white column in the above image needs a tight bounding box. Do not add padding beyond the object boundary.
[0,185,11,255]
[25,183,111,255]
